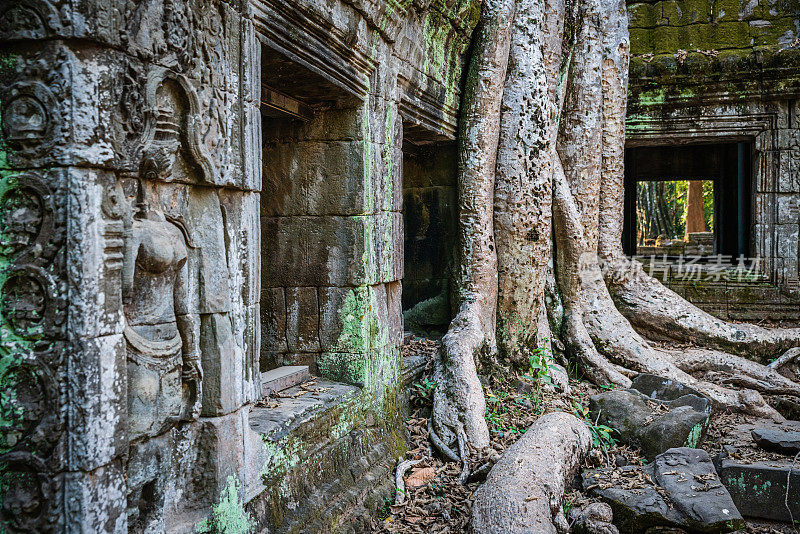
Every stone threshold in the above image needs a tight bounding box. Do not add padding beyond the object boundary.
[261,365,311,397]
[249,378,360,442]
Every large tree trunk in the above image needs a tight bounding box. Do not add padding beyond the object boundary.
[493,0,554,367]
[685,180,707,237]
[436,0,800,483]
[431,0,515,452]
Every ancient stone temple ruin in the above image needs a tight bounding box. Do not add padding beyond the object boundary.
[0,0,798,532]
[624,0,800,319]
[0,0,475,531]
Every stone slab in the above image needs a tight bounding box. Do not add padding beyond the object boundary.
[261,365,310,397]
[249,380,360,442]
[752,427,800,455]
[654,448,743,532]
[717,459,800,522]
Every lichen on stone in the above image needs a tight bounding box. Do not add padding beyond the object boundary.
[195,476,254,534]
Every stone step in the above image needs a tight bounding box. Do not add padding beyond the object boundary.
[261,365,310,397]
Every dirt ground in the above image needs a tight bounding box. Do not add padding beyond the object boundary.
[369,337,799,534]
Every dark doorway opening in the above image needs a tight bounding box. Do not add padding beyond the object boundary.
[623,142,752,261]
[401,139,458,336]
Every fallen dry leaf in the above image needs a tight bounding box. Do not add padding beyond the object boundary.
[405,467,435,488]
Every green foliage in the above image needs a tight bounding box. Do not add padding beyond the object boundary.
[571,399,618,452]
[527,344,554,387]
[411,377,437,405]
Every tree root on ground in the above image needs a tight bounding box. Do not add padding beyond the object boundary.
[604,260,800,362]
[471,412,592,534]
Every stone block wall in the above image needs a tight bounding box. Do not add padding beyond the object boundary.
[260,106,404,391]
[0,0,262,530]
[626,0,800,290]
[627,0,800,92]
[255,0,477,394]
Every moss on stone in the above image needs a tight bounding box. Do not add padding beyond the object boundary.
[630,28,653,54]
[195,476,254,534]
[626,0,798,93]
[629,2,656,28]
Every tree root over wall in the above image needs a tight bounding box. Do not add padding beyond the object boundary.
[429,0,800,528]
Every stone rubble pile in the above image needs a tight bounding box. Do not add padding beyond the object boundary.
[581,374,800,532]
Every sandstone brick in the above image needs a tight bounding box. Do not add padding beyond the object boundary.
[260,287,287,352]
[200,312,247,417]
[285,287,321,352]
[67,334,127,471]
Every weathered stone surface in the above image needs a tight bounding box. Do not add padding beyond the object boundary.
[261,287,287,352]
[584,449,744,533]
[569,502,620,534]
[248,381,403,533]
[200,312,246,417]
[589,388,710,459]
[2,0,477,528]
[653,448,743,532]
[285,287,321,353]
[584,466,684,532]
[751,426,800,454]
[717,458,800,522]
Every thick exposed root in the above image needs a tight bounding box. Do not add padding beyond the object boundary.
[432,0,514,452]
[580,266,786,419]
[552,156,632,388]
[605,262,800,362]
[432,305,491,451]
[673,348,800,397]
[471,412,592,534]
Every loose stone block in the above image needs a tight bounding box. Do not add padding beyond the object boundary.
[751,426,800,454]
[590,387,711,459]
[717,459,800,521]
[585,448,744,533]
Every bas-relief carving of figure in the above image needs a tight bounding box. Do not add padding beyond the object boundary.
[123,181,201,441]
[122,76,204,532]
[122,178,203,532]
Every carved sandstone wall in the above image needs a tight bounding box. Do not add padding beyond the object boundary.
[0,0,476,532]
